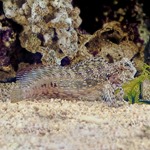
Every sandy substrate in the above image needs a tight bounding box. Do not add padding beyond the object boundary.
[0,98,150,150]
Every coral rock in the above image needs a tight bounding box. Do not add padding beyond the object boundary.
[0,15,16,66]
[80,21,139,63]
[2,0,82,65]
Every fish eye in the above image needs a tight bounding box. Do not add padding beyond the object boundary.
[124,62,130,67]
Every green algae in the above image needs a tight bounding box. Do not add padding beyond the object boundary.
[123,63,150,104]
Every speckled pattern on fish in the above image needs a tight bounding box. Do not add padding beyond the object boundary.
[12,56,137,106]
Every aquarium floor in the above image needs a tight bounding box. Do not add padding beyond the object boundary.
[0,99,150,150]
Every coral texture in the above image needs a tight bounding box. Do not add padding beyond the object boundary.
[2,0,82,65]
[144,37,150,65]
[78,21,139,63]
[0,14,16,67]
[12,56,136,106]
[0,14,17,81]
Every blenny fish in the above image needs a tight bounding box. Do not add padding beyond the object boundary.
[12,56,136,106]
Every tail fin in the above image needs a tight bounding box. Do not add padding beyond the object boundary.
[11,64,49,102]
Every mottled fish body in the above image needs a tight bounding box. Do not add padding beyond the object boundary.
[12,57,136,106]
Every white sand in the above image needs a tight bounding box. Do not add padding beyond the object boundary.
[0,99,150,150]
